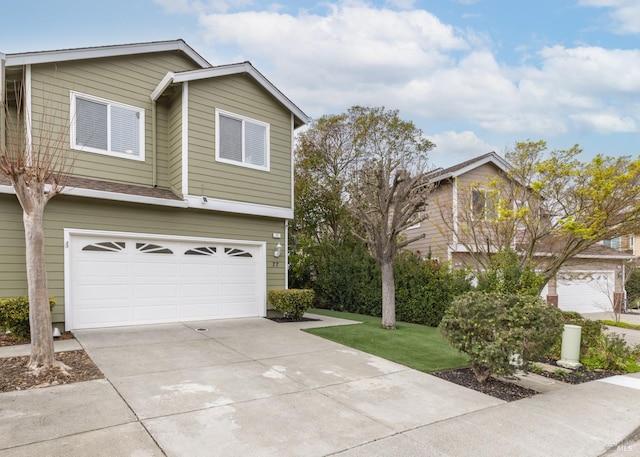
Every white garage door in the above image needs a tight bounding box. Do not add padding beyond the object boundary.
[67,232,265,329]
[543,271,614,314]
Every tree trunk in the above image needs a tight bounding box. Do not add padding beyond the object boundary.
[24,203,55,370]
[381,258,396,329]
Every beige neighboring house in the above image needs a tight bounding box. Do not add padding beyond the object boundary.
[1,40,310,331]
[405,152,634,314]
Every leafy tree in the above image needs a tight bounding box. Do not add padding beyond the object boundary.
[439,140,640,289]
[294,106,435,329]
[1,80,73,373]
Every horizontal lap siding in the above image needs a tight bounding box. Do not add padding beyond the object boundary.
[188,75,292,208]
[0,195,286,324]
[0,197,27,300]
[28,53,197,187]
[405,183,452,260]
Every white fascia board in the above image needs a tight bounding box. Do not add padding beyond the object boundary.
[431,152,511,183]
[150,72,175,101]
[173,63,311,125]
[1,185,293,218]
[186,195,293,219]
[0,184,188,208]
[6,40,210,69]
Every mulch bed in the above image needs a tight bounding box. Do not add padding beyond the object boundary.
[0,333,104,393]
[431,367,538,402]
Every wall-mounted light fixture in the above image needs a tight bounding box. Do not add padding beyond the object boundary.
[274,243,282,258]
[201,196,208,204]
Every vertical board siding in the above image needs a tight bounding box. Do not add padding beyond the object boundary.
[187,75,292,208]
[0,195,285,323]
[27,53,197,187]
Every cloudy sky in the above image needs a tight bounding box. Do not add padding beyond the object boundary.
[2,0,639,167]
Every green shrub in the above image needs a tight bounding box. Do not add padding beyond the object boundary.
[394,250,471,326]
[0,296,56,340]
[267,289,314,320]
[475,249,544,296]
[439,291,564,383]
[582,333,640,373]
[311,240,382,316]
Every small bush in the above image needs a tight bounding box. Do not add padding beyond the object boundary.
[582,334,640,373]
[267,289,314,320]
[0,296,56,340]
[439,291,564,383]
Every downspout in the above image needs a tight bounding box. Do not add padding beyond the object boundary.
[152,100,157,187]
[25,64,32,165]
[0,53,5,151]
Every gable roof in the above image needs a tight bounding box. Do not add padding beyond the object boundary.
[151,62,311,128]
[4,39,210,69]
[429,151,511,183]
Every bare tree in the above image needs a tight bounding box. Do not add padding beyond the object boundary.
[346,107,435,329]
[1,79,74,373]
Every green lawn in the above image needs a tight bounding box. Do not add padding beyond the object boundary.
[304,308,469,373]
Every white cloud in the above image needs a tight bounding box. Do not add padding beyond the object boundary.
[579,0,640,34]
[427,131,496,167]
[184,2,640,142]
[154,0,252,14]
[569,112,638,133]
[385,0,415,9]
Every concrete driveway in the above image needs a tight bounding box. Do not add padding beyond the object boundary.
[2,314,640,456]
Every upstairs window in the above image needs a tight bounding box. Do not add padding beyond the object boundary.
[215,109,269,171]
[71,91,145,161]
[471,188,497,220]
[603,237,622,251]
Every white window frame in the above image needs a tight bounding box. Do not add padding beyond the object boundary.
[70,91,145,162]
[471,188,497,221]
[215,108,270,171]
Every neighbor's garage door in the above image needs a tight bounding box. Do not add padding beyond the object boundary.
[545,271,615,314]
[68,233,264,329]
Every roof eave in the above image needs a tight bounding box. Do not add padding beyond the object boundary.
[172,62,311,126]
[5,39,210,69]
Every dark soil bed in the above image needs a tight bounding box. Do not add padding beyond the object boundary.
[0,350,104,393]
[266,316,321,323]
[0,331,74,346]
[431,367,538,402]
[530,360,617,384]
[1,332,104,393]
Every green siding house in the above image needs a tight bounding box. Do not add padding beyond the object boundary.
[0,40,309,330]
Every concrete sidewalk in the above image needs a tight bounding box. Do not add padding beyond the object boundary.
[1,314,639,456]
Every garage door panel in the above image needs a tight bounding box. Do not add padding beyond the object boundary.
[132,305,179,322]
[70,233,264,329]
[181,302,223,319]
[76,284,129,301]
[180,264,221,279]
[75,307,131,328]
[543,271,614,314]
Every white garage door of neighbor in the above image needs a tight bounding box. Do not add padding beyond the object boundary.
[68,233,265,329]
[544,271,615,314]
